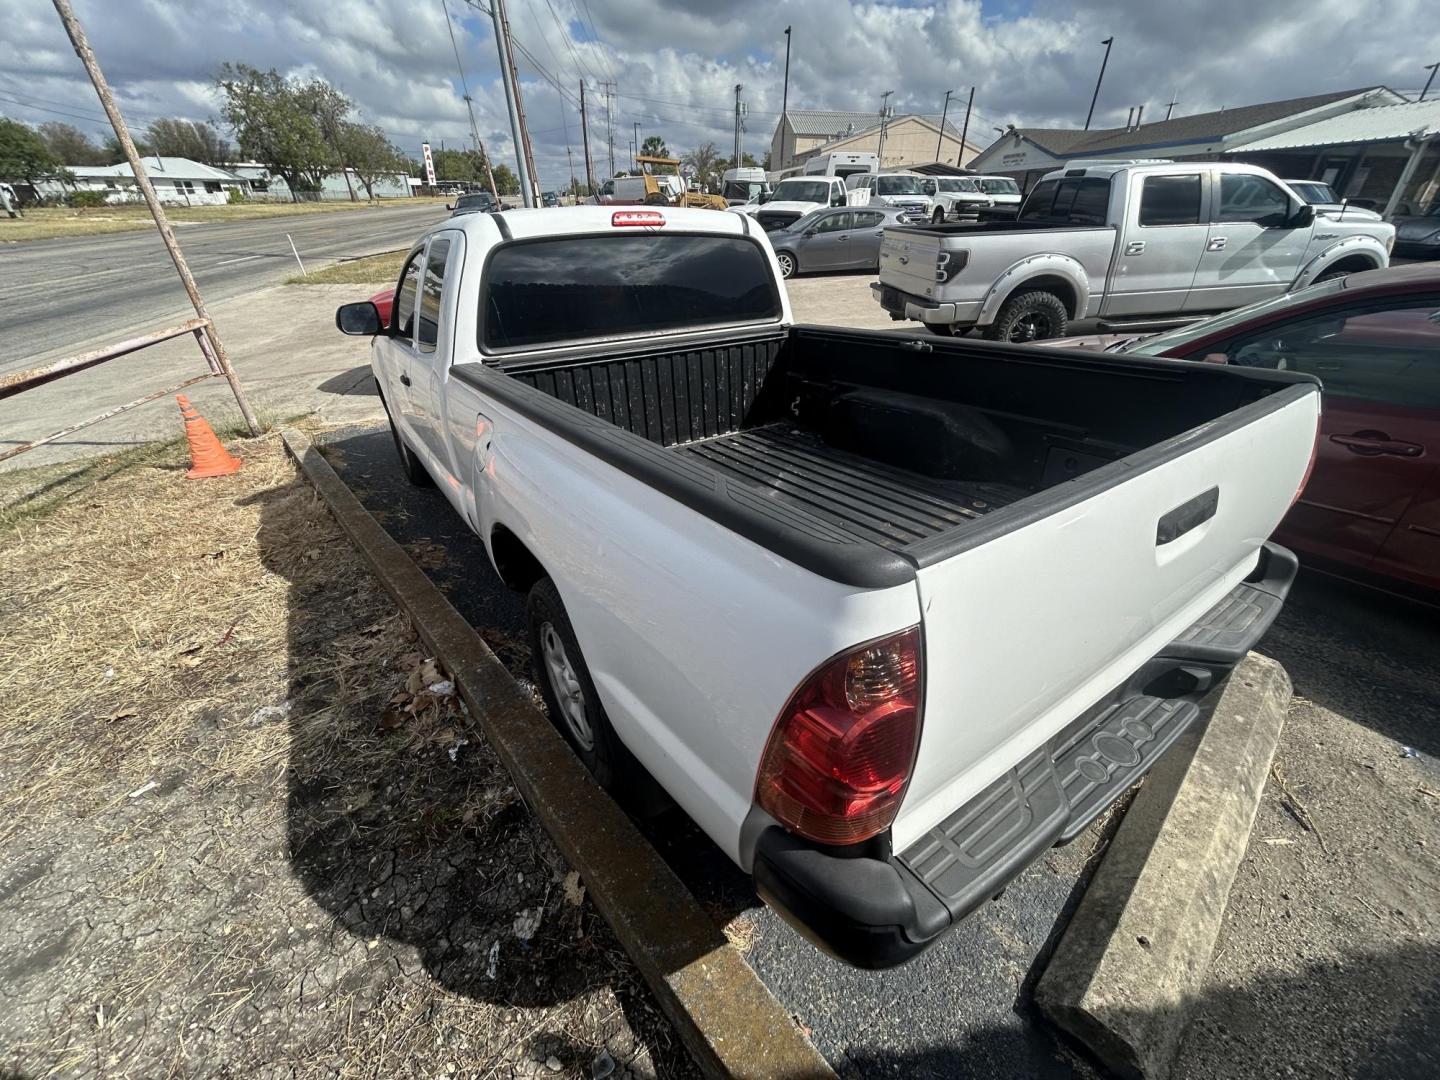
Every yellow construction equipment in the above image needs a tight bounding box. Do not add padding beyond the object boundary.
[633,155,729,210]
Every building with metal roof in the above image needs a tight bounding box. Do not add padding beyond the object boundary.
[771,110,982,172]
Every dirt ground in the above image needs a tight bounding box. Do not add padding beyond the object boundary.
[0,435,694,1079]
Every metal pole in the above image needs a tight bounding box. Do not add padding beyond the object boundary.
[959,87,974,168]
[936,89,954,162]
[566,146,576,199]
[633,121,640,168]
[1134,104,1145,128]
[734,84,743,164]
[580,81,595,192]
[1382,133,1436,219]
[1084,36,1114,130]
[489,0,535,206]
[1165,91,1178,121]
[781,26,792,168]
[877,89,894,167]
[50,0,259,435]
[1421,63,1440,102]
[603,81,616,179]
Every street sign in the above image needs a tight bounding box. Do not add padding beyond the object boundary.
[421,142,437,187]
[680,163,697,179]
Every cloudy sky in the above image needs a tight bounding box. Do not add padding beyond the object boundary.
[3,0,1438,189]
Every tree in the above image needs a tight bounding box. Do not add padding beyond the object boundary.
[146,118,232,166]
[640,134,668,158]
[491,163,520,196]
[431,147,482,183]
[681,141,722,191]
[103,133,152,163]
[0,118,60,182]
[716,152,760,173]
[336,122,407,199]
[299,79,357,200]
[38,122,106,166]
[215,63,333,198]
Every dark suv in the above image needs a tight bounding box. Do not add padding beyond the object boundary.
[449,192,497,216]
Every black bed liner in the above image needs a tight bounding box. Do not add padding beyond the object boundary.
[674,423,1026,551]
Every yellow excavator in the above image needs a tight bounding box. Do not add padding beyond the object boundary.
[633,155,729,210]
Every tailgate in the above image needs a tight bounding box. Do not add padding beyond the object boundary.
[892,386,1319,852]
[877,229,947,297]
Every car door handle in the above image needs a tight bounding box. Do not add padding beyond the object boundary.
[1124,240,1145,255]
[1330,431,1423,457]
[836,235,848,241]
[1206,236,1228,251]
[399,374,412,386]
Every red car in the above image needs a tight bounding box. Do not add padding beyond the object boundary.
[368,287,394,326]
[1046,264,1440,597]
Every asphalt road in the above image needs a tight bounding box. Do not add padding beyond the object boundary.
[0,203,447,372]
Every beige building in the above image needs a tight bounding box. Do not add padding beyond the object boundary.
[770,110,983,173]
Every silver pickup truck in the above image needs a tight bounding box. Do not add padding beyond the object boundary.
[874,161,1396,342]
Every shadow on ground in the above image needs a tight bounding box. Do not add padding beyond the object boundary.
[316,366,378,397]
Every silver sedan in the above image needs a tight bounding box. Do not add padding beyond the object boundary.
[770,206,914,278]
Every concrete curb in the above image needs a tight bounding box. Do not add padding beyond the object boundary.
[1035,652,1293,1079]
[280,428,835,1080]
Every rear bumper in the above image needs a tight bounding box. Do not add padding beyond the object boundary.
[871,282,981,326]
[752,542,1298,969]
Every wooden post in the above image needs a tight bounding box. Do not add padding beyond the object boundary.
[51,0,261,435]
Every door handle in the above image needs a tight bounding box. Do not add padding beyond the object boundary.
[1206,236,1228,251]
[399,374,412,386]
[1330,431,1423,457]
[1124,240,1145,255]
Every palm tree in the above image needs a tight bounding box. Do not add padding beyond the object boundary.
[640,135,668,159]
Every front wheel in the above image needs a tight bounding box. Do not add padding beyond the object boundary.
[775,250,797,279]
[983,290,1069,343]
[380,395,433,487]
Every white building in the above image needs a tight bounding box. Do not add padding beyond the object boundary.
[62,157,248,205]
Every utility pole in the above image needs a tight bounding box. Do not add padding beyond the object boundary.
[600,80,617,178]
[490,0,537,206]
[579,80,595,193]
[1421,62,1440,102]
[936,89,955,162]
[1085,36,1114,130]
[781,26,792,169]
[958,87,976,167]
[50,0,259,434]
[1164,90,1179,121]
[566,145,576,200]
[733,84,744,164]
[633,121,640,167]
[877,89,894,166]
[442,0,498,199]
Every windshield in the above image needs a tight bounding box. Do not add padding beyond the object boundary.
[938,178,977,193]
[1289,181,1338,204]
[771,180,831,203]
[483,235,781,350]
[722,180,765,201]
[978,177,1020,195]
[875,175,924,196]
[1122,277,1353,356]
[456,193,494,208]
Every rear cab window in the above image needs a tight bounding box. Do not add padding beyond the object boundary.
[482,233,783,351]
[1018,177,1112,225]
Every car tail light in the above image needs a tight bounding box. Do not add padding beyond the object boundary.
[612,210,665,227]
[756,627,923,846]
[1293,405,1323,507]
[935,249,968,283]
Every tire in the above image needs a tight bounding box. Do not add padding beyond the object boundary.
[775,250,797,279]
[1314,267,1354,284]
[379,391,433,486]
[527,578,662,811]
[983,290,1069,343]
[931,207,946,225]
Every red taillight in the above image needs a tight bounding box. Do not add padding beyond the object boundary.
[756,627,923,846]
[612,210,666,227]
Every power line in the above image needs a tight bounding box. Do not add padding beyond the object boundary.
[538,0,598,84]
[573,0,617,83]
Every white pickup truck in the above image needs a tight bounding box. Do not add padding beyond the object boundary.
[337,206,1319,967]
[730,175,849,232]
[875,161,1395,342]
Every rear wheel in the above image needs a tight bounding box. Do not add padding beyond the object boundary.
[775,250,797,279]
[983,290,1069,343]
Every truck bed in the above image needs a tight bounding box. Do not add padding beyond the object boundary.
[674,422,1027,551]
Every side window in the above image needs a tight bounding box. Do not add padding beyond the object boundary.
[853,211,884,228]
[1139,174,1202,226]
[831,183,846,207]
[1218,174,1290,227]
[1201,297,1440,407]
[1017,179,1058,222]
[815,211,853,233]
[416,238,451,353]
[394,251,423,339]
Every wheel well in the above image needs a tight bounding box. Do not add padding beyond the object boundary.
[1007,275,1078,318]
[1318,253,1379,277]
[489,524,546,593]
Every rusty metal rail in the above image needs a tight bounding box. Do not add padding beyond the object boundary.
[0,318,231,465]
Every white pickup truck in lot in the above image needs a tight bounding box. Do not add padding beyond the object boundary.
[875,161,1395,342]
[730,175,849,232]
[338,206,1319,967]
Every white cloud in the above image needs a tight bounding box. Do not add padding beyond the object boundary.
[1,0,1437,191]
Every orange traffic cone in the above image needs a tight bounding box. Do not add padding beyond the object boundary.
[175,394,242,478]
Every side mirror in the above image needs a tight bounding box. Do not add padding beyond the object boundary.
[445,203,453,210]
[1289,203,1315,228]
[804,229,818,237]
[336,301,383,336]
[758,192,770,204]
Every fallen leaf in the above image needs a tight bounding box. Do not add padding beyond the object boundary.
[379,707,407,731]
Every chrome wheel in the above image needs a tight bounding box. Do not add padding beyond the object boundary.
[1007,313,1053,342]
[539,621,594,751]
[776,251,796,278]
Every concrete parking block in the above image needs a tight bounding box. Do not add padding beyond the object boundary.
[281,426,834,1080]
[1035,652,1293,1079]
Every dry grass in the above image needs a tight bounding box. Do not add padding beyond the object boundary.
[1,199,449,243]
[286,248,405,285]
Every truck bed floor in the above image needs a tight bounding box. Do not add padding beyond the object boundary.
[674,423,1027,551]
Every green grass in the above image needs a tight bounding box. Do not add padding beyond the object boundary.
[286,249,405,285]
